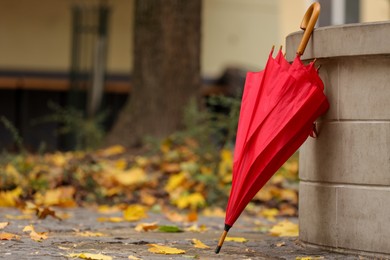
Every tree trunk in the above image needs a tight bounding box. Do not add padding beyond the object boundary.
[105,0,201,147]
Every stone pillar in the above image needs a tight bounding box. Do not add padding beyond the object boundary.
[286,21,390,256]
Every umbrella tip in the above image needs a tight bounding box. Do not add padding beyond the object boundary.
[215,245,222,254]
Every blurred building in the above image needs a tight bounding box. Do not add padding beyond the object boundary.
[0,0,388,151]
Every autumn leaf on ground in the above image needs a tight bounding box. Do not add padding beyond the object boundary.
[128,256,142,260]
[296,257,324,260]
[135,222,158,232]
[225,237,248,243]
[26,202,63,220]
[202,207,225,218]
[0,187,22,207]
[97,217,124,223]
[148,244,186,255]
[23,225,48,241]
[191,238,210,249]
[158,225,183,233]
[97,145,125,157]
[123,204,147,221]
[113,167,147,187]
[5,214,33,220]
[276,242,286,247]
[34,186,76,207]
[164,210,187,222]
[75,231,106,237]
[0,232,20,240]
[185,224,208,232]
[97,205,122,214]
[173,192,206,210]
[68,252,113,260]
[260,208,279,222]
[270,220,299,237]
[0,222,9,229]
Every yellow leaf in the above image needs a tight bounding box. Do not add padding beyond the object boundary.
[296,257,324,260]
[164,211,187,222]
[68,253,113,260]
[135,222,159,232]
[23,225,48,241]
[34,186,76,207]
[0,222,9,229]
[270,220,299,237]
[97,217,124,223]
[75,231,106,237]
[97,205,122,214]
[114,159,128,170]
[184,224,208,232]
[260,208,279,222]
[173,192,206,210]
[148,244,186,255]
[97,145,125,157]
[225,237,248,243]
[0,187,22,207]
[202,207,225,218]
[164,172,187,192]
[0,232,20,240]
[276,242,286,247]
[5,214,33,220]
[128,256,142,260]
[192,238,210,249]
[114,167,147,186]
[123,204,147,221]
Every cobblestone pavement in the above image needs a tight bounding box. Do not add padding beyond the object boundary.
[0,207,377,259]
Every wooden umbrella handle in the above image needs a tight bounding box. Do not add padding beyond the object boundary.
[296,2,321,56]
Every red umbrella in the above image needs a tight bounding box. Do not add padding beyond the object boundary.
[216,2,328,253]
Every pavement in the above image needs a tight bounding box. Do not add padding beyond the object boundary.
[0,207,379,260]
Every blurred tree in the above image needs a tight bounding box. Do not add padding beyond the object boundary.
[106,0,201,147]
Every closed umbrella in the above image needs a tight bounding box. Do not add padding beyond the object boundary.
[216,2,329,253]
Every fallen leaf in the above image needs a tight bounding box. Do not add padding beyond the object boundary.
[202,207,225,218]
[225,237,248,243]
[113,167,147,186]
[174,192,206,210]
[270,220,299,237]
[0,232,20,240]
[34,186,76,207]
[23,225,48,241]
[260,208,279,222]
[148,244,186,255]
[97,205,122,214]
[128,256,142,260]
[276,242,286,247]
[123,204,147,222]
[192,238,210,249]
[97,217,124,223]
[158,225,183,233]
[165,172,187,192]
[135,222,159,232]
[5,214,33,220]
[296,257,324,260]
[164,211,187,222]
[97,145,126,157]
[68,253,113,260]
[75,231,106,237]
[187,211,198,222]
[0,222,9,229]
[0,187,22,207]
[184,224,208,232]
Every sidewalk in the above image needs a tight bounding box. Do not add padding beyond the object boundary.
[0,207,366,259]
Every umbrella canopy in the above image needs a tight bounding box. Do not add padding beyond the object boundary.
[216,2,328,253]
